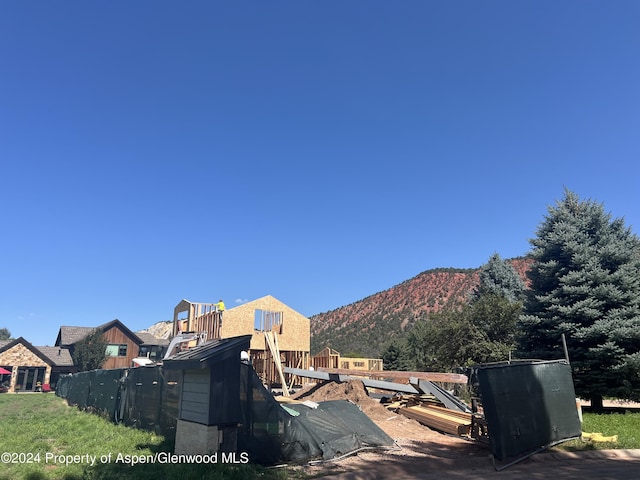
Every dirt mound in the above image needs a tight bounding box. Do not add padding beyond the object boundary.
[292,380,399,422]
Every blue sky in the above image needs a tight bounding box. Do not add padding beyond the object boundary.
[1,1,638,347]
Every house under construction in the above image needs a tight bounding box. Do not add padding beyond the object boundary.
[172,295,310,390]
[312,346,383,372]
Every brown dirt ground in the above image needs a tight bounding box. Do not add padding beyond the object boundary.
[285,381,640,479]
[289,380,493,476]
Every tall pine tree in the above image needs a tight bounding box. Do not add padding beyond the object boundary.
[471,253,525,303]
[518,190,640,409]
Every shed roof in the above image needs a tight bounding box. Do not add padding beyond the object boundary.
[163,335,252,370]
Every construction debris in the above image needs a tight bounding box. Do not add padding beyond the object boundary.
[388,401,473,437]
[287,366,479,440]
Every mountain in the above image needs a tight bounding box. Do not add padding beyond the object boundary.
[310,257,532,358]
[137,320,173,340]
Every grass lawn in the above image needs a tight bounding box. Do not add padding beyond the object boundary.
[555,409,640,451]
[2,394,638,479]
[0,394,298,480]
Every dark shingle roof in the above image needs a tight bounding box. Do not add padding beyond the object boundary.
[55,319,144,347]
[136,332,169,346]
[56,326,95,346]
[36,346,74,367]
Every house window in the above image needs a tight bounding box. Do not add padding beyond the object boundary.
[15,367,46,391]
[138,345,166,360]
[353,361,365,368]
[254,310,283,332]
[106,344,127,357]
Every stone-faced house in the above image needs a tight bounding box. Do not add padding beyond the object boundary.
[55,319,145,370]
[0,338,74,392]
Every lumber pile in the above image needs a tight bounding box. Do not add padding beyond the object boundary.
[384,394,473,437]
[399,403,472,436]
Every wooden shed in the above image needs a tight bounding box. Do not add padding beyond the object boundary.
[163,335,252,455]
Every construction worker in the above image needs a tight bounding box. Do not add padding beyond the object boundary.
[215,299,225,325]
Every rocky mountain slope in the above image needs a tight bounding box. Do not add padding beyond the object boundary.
[137,320,173,339]
[310,257,531,358]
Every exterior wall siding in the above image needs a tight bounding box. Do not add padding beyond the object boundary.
[101,325,141,370]
[0,343,51,392]
[180,370,210,424]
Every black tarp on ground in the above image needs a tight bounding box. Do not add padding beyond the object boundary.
[475,359,582,462]
[237,362,394,465]
[287,400,395,461]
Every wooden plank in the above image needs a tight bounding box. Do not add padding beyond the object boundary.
[318,367,468,384]
[265,332,290,396]
[275,396,319,409]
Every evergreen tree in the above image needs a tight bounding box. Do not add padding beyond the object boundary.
[381,340,412,371]
[405,305,511,372]
[470,294,521,352]
[518,189,640,409]
[471,253,525,303]
[0,327,11,341]
[465,254,524,361]
[71,329,108,372]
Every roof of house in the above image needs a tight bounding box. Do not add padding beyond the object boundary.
[55,319,144,346]
[136,332,170,346]
[56,326,96,346]
[36,346,75,367]
[0,337,59,367]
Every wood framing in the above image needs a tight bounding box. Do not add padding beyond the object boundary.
[312,347,340,369]
[312,346,383,372]
[172,295,310,388]
[173,300,222,340]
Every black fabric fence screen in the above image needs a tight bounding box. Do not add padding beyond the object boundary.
[57,363,394,465]
[56,367,180,442]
